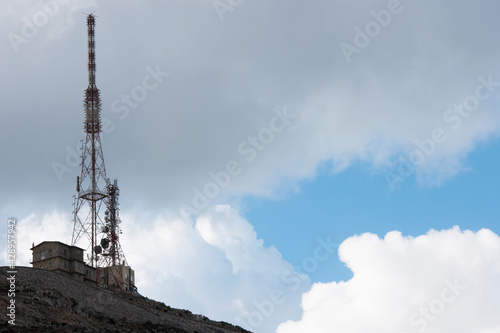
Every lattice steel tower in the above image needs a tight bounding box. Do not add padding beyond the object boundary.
[72,14,128,274]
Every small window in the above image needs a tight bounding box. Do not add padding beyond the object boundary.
[48,261,52,266]
[48,249,52,253]
[40,251,45,260]
[64,249,67,255]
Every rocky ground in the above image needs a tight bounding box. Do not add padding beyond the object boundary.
[0,266,251,333]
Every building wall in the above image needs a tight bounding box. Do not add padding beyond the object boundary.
[31,241,96,283]
[97,265,135,291]
[85,266,97,282]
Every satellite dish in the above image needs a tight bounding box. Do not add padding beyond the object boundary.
[101,238,110,249]
[93,245,102,254]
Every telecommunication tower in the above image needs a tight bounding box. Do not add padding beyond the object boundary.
[71,14,132,291]
[102,179,127,268]
[71,13,107,267]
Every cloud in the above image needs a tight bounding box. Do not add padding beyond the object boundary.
[121,205,311,332]
[1,206,310,332]
[2,0,500,218]
[277,227,500,333]
[0,212,73,266]
[481,327,500,333]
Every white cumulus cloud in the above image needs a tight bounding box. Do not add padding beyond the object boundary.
[121,205,310,332]
[277,227,500,333]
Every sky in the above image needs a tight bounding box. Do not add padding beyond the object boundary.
[1,0,500,332]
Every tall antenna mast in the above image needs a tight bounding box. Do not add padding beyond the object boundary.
[70,13,132,291]
[71,13,108,268]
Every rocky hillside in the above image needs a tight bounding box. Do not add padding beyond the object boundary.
[0,267,251,333]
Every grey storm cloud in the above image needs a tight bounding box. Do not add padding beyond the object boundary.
[1,0,500,219]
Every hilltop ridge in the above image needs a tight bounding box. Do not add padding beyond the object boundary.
[0,266,251,333]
